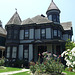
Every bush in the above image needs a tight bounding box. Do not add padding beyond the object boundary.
[30,52,64,74]
[0,58,5,66]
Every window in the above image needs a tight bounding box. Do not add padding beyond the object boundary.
[24,45,29,59]
[25,29,29,39]
[58,30,61,37]
[12,47,17,58]
[54,30,57,36]
[8,30,12,39]
[7,47,10,58]
[14,30,18,39]
[53,15,56,22]
[57,15,59,22]
[41,29,45,39]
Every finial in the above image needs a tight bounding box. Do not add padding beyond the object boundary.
[52,0,53,2]
[15,8,17,12]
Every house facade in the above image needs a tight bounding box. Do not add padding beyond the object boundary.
[0,20,6,58]
[5,0,73,63]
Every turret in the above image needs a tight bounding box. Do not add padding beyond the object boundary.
[46,0,60,24]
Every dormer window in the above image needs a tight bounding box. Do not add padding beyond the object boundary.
[25,29,29,39]
[54,30,57,36]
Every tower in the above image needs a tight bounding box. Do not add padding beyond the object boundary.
[46,0,60,24]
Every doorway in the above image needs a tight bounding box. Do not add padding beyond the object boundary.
[56,45,61,55]
[38,46,47,62]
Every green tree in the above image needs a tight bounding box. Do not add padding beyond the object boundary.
[65,39,75,50]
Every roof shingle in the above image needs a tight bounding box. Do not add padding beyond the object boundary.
[61,22,72,30]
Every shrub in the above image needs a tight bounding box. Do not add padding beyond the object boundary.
[61,47,75,72]
[0,58,5,66]
[30,52,64,74]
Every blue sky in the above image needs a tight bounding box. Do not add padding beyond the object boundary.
[0,0,75,40]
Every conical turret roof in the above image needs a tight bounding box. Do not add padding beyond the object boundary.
[46,0,60,13]
[6,11,22,25]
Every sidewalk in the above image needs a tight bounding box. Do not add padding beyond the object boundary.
[0,69,30,75]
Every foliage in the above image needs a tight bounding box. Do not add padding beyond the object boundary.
[61,48,75,72]
[65,39,75,50]
[30,52,64,74]
[0,58,5,66]
[30,62,36,74]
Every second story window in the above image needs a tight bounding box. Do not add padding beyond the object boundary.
[7,30,12,39]
[41,29,45,39]
[14,30,18,39]
[25,29,29,39]
[54,30,57,36]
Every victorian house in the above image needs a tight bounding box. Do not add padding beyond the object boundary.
[0,20,6,58]
[5,0,73,63]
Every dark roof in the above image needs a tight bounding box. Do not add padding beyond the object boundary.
[46,0,60,13]
[61,22,72,30]
[21,18,34,25]
[0,27,7,36]
[31,15,52,24]
[6,12,22,25]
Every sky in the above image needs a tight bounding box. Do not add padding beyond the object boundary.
[0,0,75,40]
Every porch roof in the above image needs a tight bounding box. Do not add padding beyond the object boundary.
[0,46,5,50]
[32,39,65,44]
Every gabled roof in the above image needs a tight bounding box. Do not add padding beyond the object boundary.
[0,27,7,36]
[6,12,22,25]
[31,15,52,24]
[61,22,72,30]
[46,0,60,13]
[21,18,34,25]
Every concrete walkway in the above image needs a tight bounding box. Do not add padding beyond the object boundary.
[0,69,30,75]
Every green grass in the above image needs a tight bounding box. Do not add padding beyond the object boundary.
[12,71,30,75]
[63,71,75,75]
[0,67,22,73]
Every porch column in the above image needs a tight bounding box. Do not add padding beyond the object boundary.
[2,50,4,58]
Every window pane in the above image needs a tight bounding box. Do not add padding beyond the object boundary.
[25,29,29,39]
[41,29,45,39]
[8,30,12,39]
[54,30,57,36]
[58,30,61,37]
[7,47,10,58]
[14,30,18,39]
[12,47,17,58]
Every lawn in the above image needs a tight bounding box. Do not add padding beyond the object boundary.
[63,71,75,75]
[12,71,30,75]
[0,67,22,73]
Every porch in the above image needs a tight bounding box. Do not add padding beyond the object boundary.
[33,43,65,62]
[0,46,5,58]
